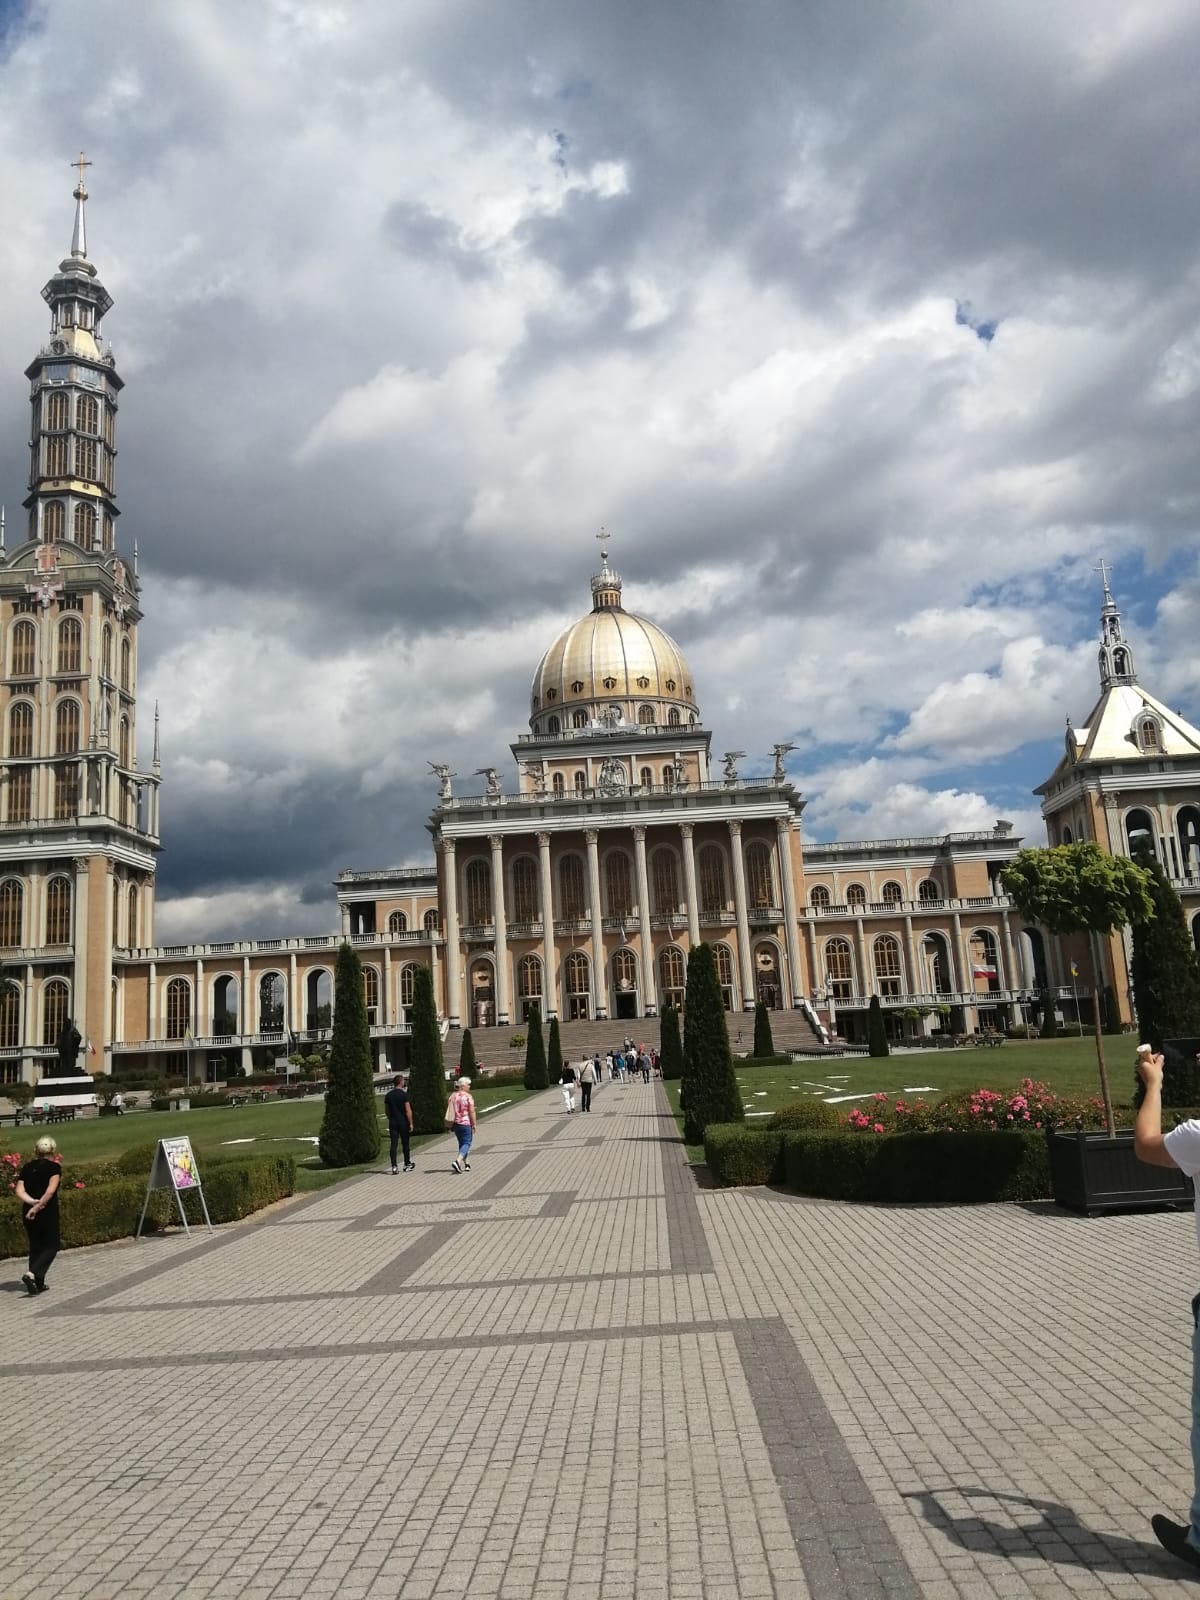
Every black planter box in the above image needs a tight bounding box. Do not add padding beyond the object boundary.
[1047,1127,1195,1215]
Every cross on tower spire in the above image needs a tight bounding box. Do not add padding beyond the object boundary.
[70,150,92,258]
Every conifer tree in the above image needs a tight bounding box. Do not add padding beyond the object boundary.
[408,964,446,1134]
[523,1003,549,1090]
[752,1001,775,1059]
[681,943,744,1144]
[866,994,890,1058]
[547,1015,563,1084]
[1131,850,1200,1104]
[318,942,381,1166]
[1040,990,1059,1038]
[658,1004,683,1081]
[459,1028,477,1080]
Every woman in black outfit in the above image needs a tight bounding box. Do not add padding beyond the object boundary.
[15,1135,62,1294]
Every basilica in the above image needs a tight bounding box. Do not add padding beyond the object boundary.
[3,178,1200,1085]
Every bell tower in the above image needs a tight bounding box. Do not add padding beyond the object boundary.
[0,160,160,1083]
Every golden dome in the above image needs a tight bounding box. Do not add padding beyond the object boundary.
[530,558,699,736]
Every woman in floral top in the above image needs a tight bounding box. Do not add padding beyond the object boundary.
[446,1077,477,1173]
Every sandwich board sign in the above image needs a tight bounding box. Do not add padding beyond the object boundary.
[135,1136,214,1238]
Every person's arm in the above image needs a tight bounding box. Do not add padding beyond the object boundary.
[14,1179,33,1206]
[406,1102,413,1131]
[1135,1053,1178,1167]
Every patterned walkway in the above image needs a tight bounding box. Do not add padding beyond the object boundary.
[4,1079,1200,1598]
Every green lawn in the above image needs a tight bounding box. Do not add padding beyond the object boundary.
[2,1081,533,1191]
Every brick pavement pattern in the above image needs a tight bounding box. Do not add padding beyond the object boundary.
[4,1078,1200,1597]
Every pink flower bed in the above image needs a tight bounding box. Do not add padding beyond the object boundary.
[842,1077,1106,1135]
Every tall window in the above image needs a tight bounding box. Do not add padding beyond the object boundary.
[658,946,685,1007]
[45,391,69,431]
[559,855,586,919]
[259,973,285,1031]
[128,884,139,947]
[881,881,903,905]
[605,852,633,917]
[714,942,735,1009]
[746,842,773,908]
[399,963,417,1018]
[1140,719,1160,752]
[0,980,20,1047]
[77,393,99,434]
[112,875,121,946]
[73,502,96,546]
[120,637,131,691]
[573,770,586,793]
[518,954,542,1006]
[165,977,192,1040]
[699,845,727,915]
[45,876,72,944]
[363,966,379,1023]
[53,764,77,820]
[825,937,854,998]
[846,884,867,911]
[652,850,680,915]
[512,857,539,922]
[873,935,902,997]
[76,437,97,481]
[101,624,112,680]
[572,708,588,729]
[552,772,565,795]
[12,621,36,676]
[8,700,34,757]
[810,885,831,911]
[0,880,23,947]
[662,764,675,790]
[57,617,82,674]
[42,979,69,1045]
[970,929,1001,993]
[667,707,681,727]
[547,715,561,735]
[54,699,80,755]
[8,770,31,823]
[640,767,653,789]
[613,947,638,1000]
[638,705,654,724]
[464,859,492,925]
[565,951,590,995]
[388,910,408,935]
[917,878,941,902]
[46,437,69,478]
[423,908,439,933]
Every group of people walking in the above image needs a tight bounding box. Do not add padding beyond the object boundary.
[559,1043,659,1113]
[383,1072,477,1173]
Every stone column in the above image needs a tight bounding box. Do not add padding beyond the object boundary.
[728,820,755,1010]
[383,944,393,1027]
[585,829,607,1019]
[72,858,90,1042]
[538,832,558,1019]
[442,837,461,1028]
[902,913,917,998]
[196,956,206,1035]
[952,909,976,1030]
[339,902,350,936]
[634,826,657,1015]
[680,823,700,946]
[289,952,299,1037]
[855,918,869,1000]
[489,834,510,1025]
[777,819,804,1006]
[148,959,158,1040]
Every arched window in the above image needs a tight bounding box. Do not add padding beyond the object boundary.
[103,512,114,551]
[120,637,131,691]
[572,709,588,729]
[1178,806,1200,879]
[667,707,681,727]
[825,937,854,998]
[613,947,638,1000]
[388,910,408,935]
[127,884,139,947]
[652,850,680,915]
[573,770,587,793]
[881,881,903,905]
[809,885,831,911]
[73,502,96,546]
[165,977,192,1040]
[565,951,591,1018]
[746,842,773,908]
[873,935,902,997]
[552,771,565,795]
[0,880,23,947]
[76,437,97,480]
[45,391,69,431]
[640,767,653,789]
[699,845,727,916]
[77,393,98,435]
[559,855,586,919]
[7,770,31,823]
[259,972,285,1031]
[42,979,69,1046]
[638,705,655,725]
[714,942,735,1010]
[424,908,439,933]
[464,859,492,926]
[1061,825,1073,845]
[846,884,867,911]
[917,878,941,903]
[518,953,542,1002]
[11,621,36,677]
[54,699,80,755]
[8,700,34,758]
[605,852,633,918]
[213,974,239,1034]
[921,933,952,994]
[112,875,121,946]
[969,929,1001,994]
[398,963,418,1018]
[53,764,77,820]
[363,966,379,1023]
[0,980,20,1047]
[101,624,112,680]
[1125,807,1156,857]
[57,617,82,674]
[512,857,539,923]
[547,715,561,735]
[45,876,72,944]
[658,946,685,1008]
[1139,718,1160,752]
[45,436,68,480]
[662,764,675,790]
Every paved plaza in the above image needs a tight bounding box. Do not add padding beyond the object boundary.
[4,1081,1200,1599]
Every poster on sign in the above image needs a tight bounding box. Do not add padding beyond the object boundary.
[135,1136,214,1238]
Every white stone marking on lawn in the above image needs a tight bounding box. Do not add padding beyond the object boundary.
[480,1099,512,1114]
[221,1137,256,1144]
[746,1110,773,1118]
[754,1091,768,1096]
[803,1081,840,1092]
[903,1086,937,1093]
[822,1093,879,1104]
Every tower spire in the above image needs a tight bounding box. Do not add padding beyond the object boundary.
[590,525,623,611]
[1096,561,1135,690]
[70,151,92,259]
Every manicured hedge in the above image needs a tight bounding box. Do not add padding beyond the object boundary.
[705,1124,785,1186]
[0,1153,296,1259]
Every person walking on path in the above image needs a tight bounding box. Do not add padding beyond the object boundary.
[560,1059,577,1113]
[446,1076,476,1172]
[579,1055,597,1113]
[15,1135,61,1295]
[640,1050,651,1083]
[384,1072,414,1173]
[1135,1045,1200,1570]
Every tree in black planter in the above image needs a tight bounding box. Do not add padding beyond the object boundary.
[659,1004,683,1081]
[459,1028,477,1081]
[547,1015,563,1085]
[523,1003,549,1090]
[752,1001,775,1060]
[681,944,743,1145]
[408,964,446,1134]
[1131,848,1200,1104]
[867,995,889,1057]
[318,942,381,1167]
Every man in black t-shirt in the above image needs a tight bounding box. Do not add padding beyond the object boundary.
[384,1074,414,1173]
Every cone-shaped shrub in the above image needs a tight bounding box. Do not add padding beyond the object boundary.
[408,965,446,1134]
[318,942,381,1167]
[459,1028,477,1081]
[681,944,744,1144]
[547,1015,563,1083]
[523,1003,549,1090]
[659,1004,683,1081]
[1132,849,1200,1103]
[752,1001,775,1059]
[867,995,889,1058]
[1040,991,1059,1038]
